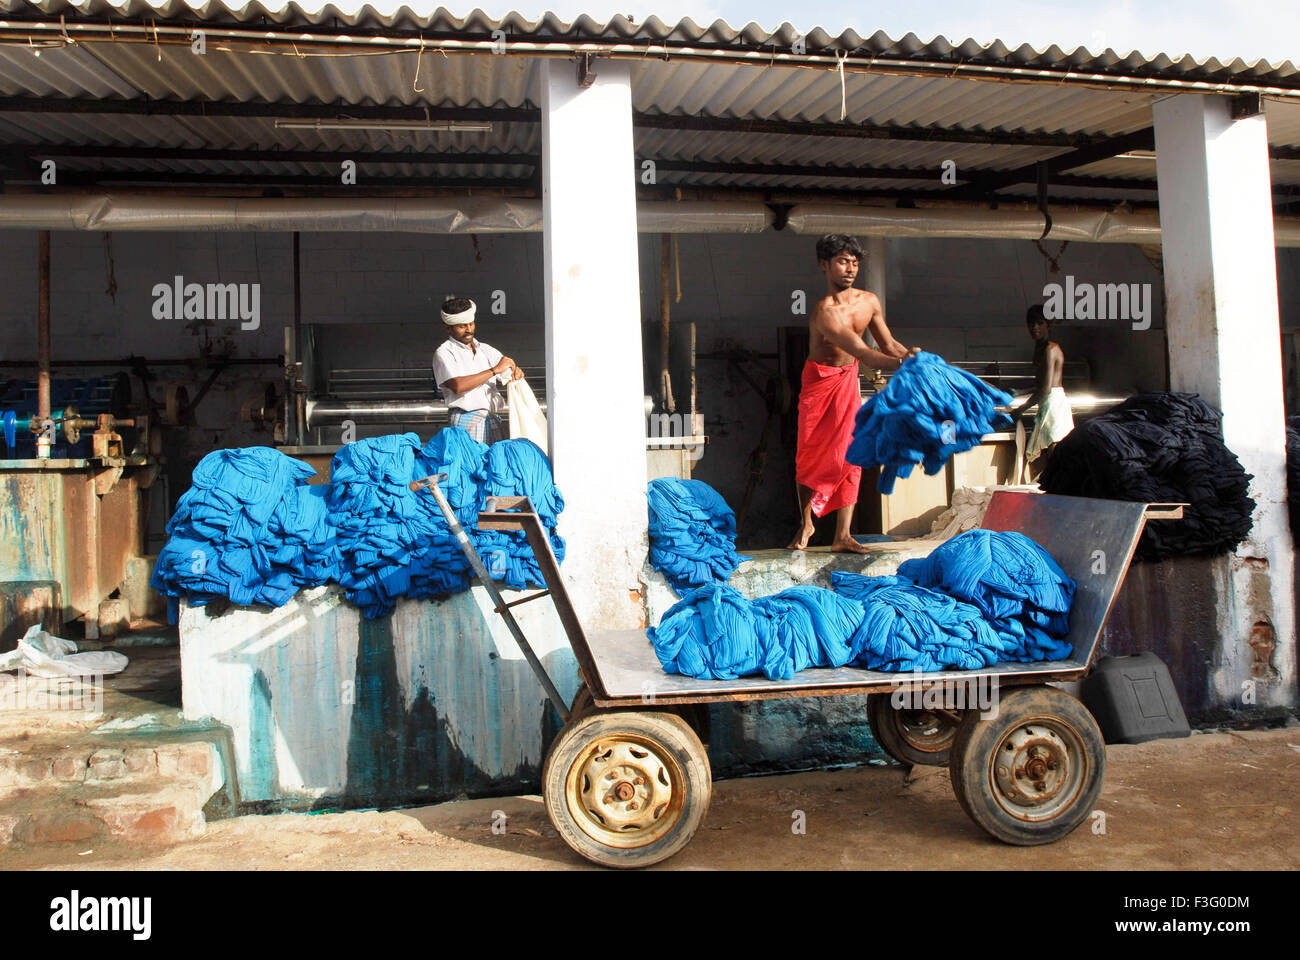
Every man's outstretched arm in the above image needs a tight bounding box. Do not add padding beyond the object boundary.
[865,294,911,358]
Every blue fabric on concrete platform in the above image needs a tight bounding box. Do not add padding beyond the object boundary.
[328,432,469,618]
[157,430,569,621]
[649,584,866,681]
[475,438,566,591]
[647,478,751,594]
[846,351,1013,494]
[896,529,1075,661]
[151,447,340,612]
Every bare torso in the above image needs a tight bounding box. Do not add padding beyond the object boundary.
[1035,340,1065,391]
[809,288,890,367]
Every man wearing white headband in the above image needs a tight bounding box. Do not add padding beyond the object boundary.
[432,296,524,444]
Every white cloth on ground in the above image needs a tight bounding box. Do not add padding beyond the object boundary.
[432,336,510,412]
[0,624,128,677]
[1027,386,1074,461]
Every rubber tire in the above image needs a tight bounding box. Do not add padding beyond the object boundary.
[569,683,712,749]
[543,710,712,868]
[949,685,1105,846]
[866,693,959,767]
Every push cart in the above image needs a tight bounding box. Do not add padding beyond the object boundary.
[412,476,1180,868]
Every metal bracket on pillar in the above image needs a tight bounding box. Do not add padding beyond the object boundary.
[1229,93,1263,119]
[577,52,598,87]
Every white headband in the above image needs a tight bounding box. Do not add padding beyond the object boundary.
[441,301,476,325]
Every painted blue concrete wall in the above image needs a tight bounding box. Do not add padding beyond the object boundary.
[179,584,582,810]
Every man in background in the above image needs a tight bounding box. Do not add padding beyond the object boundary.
[788,235,916,553]
[433,297,524,444]
[1011,304,1074,477]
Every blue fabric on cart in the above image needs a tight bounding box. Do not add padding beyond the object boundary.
[649,584,866,681]
[895,529,1075,661]
[474,438,566,591]
[650,530,1077,681]
[151,446,340,614]
[647,478,751,594]
[846,351,1013,494]
[831,572,1020,671]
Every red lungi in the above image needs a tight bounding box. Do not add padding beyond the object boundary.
[795,360,863,517]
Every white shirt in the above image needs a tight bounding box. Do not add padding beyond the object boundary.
[433,336,509,412]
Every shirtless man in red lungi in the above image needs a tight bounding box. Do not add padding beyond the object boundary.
[787,235,916,553]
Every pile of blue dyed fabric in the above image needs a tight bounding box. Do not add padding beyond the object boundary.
[476,438,566,591]
[896,529,1075,660]
[649,584,869,681]
[830,573,1016,671]
[152,447,340,609]
[154,432,566,620]
[846,351,1012,494]
[647,478,750,594]
[328,432,476,618]
[652,529,1076,678]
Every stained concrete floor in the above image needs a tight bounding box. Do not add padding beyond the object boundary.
[8,722,1298,871]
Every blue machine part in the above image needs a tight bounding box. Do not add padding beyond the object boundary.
[0,377,125,458]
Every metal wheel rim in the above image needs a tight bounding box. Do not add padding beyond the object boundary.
[987,715,1088,822]
[895,709,958,753]
[565,733,686,849]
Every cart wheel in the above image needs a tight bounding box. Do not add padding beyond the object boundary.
[568,682,597,721]
[949,685,1105,846]
[543,711,712,868]
[867,693,960,766]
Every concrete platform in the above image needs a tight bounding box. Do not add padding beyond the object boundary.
[0,635,233,847]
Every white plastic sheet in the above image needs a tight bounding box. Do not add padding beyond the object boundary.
[0,624,129,678]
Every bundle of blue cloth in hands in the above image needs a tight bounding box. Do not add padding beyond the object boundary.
[846,351,1012,494]
[647,478,750,594]
[651,529,1076,678]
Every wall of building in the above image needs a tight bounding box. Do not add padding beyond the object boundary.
[3,228,1291,550]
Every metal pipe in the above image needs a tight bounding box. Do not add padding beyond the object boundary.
[5,21,1300,99]
[0,356,282,368]
[659,234,675,414]
[292,231,303,446]
[36,230,50,458]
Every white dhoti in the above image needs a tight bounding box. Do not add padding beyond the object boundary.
[1026,386,1074,461]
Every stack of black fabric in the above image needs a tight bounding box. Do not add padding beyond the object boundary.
[1287,416,1300,536]
[1039,393,1255,561]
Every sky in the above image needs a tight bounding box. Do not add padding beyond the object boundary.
[310,0,1299,65]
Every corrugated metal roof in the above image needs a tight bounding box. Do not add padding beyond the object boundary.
[1,4,1297,202]
[1,2,1296,83]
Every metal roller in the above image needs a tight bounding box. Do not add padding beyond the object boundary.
[306,395,653,429]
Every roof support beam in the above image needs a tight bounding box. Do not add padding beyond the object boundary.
[947,128,1157,198]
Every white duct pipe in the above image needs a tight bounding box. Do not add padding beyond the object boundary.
[0,194,773,234]
[786,203,1300,247]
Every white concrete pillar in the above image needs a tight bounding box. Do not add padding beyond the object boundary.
[1153,93,1296,708]
[540,58,648,630]
[865,237,886,351]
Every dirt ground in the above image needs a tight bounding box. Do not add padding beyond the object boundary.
[8,725,1299,871]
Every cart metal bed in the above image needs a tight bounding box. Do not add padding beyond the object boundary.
[413,476,1180,868]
